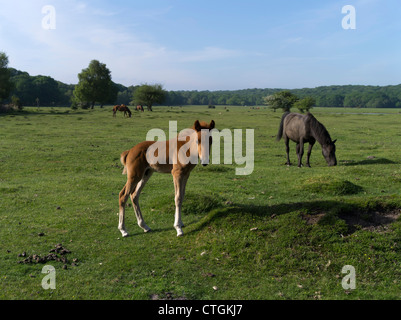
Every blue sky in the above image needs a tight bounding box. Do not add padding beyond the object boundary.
[1,0,400,90]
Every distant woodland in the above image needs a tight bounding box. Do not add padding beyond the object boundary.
[6,68,401,108]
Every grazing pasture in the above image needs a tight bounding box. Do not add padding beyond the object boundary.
[1,106,401,300]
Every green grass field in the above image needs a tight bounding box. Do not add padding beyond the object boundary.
[1,105,401,300]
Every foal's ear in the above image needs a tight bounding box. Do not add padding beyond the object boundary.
[209,120,215,130]
[333,139,337,144]
[194,120,201,131]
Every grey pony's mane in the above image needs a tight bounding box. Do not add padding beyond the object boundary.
[307,113,332,145]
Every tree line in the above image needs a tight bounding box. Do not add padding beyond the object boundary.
[164,86,401,108]
[1,52,401,109]
[0,55,166,111]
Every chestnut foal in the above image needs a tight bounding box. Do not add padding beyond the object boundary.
[118,120,215,237]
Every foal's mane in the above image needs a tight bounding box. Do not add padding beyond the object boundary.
[307,113,332,145]
[177,120,214,140]
[192,120,215,130]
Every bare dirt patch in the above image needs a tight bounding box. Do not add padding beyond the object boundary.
[302,213,326,225]
[302,207,401,233]
[339,208,401,233]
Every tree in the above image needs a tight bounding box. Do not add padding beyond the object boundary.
[0,52,13,102]
[132,84,166,111]
[365,92,393,108]
[263,90,299,112]
[226,94,242,106]
[73,60,117,109]
[11,95,23,111]
[316,94,344,107]
[10,73,33,105]
[10,72,62,106]
[294,96,316,113]
[343,92,364,108]
[32,76,61,106]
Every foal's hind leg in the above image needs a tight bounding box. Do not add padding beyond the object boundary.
[130,169,153,233]
[118,176,140,237]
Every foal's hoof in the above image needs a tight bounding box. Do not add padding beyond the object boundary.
[140,223,151,233]
[176,228,184,237]
[120,230,129,237]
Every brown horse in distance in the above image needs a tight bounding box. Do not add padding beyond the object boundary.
[113,104,132,118]
[136,105,144,112]
[118,120,215,237]
[276,112,337,167]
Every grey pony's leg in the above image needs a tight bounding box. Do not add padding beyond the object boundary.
[306,141,315,167]
[285,137,291,166]
[297,139,304,168]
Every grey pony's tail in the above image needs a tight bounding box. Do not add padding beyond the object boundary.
[276,112,290,141]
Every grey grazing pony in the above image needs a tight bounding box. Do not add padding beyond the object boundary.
[276,112,337,167]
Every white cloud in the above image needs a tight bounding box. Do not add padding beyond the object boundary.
[73,2,87,14]
[0,0,247,89]
[179,46,242,62]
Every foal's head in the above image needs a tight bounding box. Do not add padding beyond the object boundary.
[193,120,215,166]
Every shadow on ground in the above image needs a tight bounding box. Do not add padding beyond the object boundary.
[340,158,397,166]
[189,199,401,235]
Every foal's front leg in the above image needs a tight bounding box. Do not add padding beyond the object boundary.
[172,171,189,237]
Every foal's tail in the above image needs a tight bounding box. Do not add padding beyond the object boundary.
[276,112,290,141]
[120,150,129,175]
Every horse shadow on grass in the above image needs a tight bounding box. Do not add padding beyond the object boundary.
[340,158,397,166]
[122,198,400,237]
[188,200,401,236]
[122,225,173,238]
